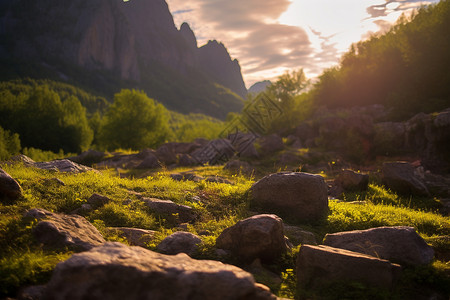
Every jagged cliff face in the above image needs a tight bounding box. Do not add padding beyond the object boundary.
[0,0,247,117]
[199,41,247,98]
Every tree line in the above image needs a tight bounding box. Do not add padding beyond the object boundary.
[0,80,225,160]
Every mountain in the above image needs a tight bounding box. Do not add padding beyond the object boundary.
[248,80,272,95]
[0,0,246,119]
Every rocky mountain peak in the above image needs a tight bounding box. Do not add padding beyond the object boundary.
[179,22,197,49]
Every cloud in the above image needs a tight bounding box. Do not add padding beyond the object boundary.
[366,0,437,19]
[167,0,314,86]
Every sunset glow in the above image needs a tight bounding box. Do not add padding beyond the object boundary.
[167,0,439,87]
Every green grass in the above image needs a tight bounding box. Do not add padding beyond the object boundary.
[0,162,449,299]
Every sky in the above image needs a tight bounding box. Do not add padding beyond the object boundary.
[166,0,440,88]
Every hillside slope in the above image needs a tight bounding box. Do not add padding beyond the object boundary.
[0,0,246,119]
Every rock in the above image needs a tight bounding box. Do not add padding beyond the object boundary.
[216,214,288,262]
[177,154,198,166]
[24,208,105,251]
[296,245,402,290]
[34,159,94,173]
[228,132,259,159]
[156,144,178,165]
[68,149,107,165]
[108,227,155,247]
[258,134,284,155]
[284,225,317,245]
[192,138,236,165]
[424,172,450,198]
[205,176,233,184]
[373,122,406,154]
[250,172,328,223]
[224,160,254,175]
[0,168,22,203]
[182,173,204,182]
[42,177,66,186]
[334,170,369,192]
[382,162,430,196]
[278,152,301,165]
[10,154,36,165]
[87,193,111,207]
[43,242,276,300]
[170,173,204,182]
[141,198,196,223]
[136,152,160,169]
[17,284,46,300]
[170,173,184,181]
[323,226,434,265]
[157,231,202,256]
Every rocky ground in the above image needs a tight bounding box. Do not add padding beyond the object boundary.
[0,107,449,299]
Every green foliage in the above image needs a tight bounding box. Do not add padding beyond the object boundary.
[0,249,71,297]
[0,126,21,160]
[89,202,156,229]
[21,147,74,162]
[326,200,449,236]
[0,81,94,153]
[169,112,225,142]
[98,89,171,150]
[312,0,450,120]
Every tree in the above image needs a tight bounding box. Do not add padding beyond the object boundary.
[99,89,171,150]
[264,69,309,132]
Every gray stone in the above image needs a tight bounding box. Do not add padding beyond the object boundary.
[157,231,202,256]
[24,208,105,251]
[108,227,155,247]
[43,242,276,300]
[258,134,284,154]
[323,226,434,265]
[284,225,317,245]
[205,176,233,184]
[17,284,46,300]
[136,152,160,169]
[297,245,402,290]
[334,169,369,192]
[34,159,94,173]
[177,154,198,166]
[224,160,254,175]
[156,144,178,165]
[87,193,111,207]
[382,162,430,196]
[250,172,328,223]
[0,168,22,203]
[141,198,196,223]
[216,214,288,262]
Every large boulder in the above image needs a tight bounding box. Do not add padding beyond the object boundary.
[323,226,434,265]
[43,242,276,300]
[157,231,202,256]
[25,208,105,251]
[0,168,22,203]
[382,162,430,196]
[141,198,197,223]
[216,214,288,262]
[296,245,402,291]
[250,172,328,223]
